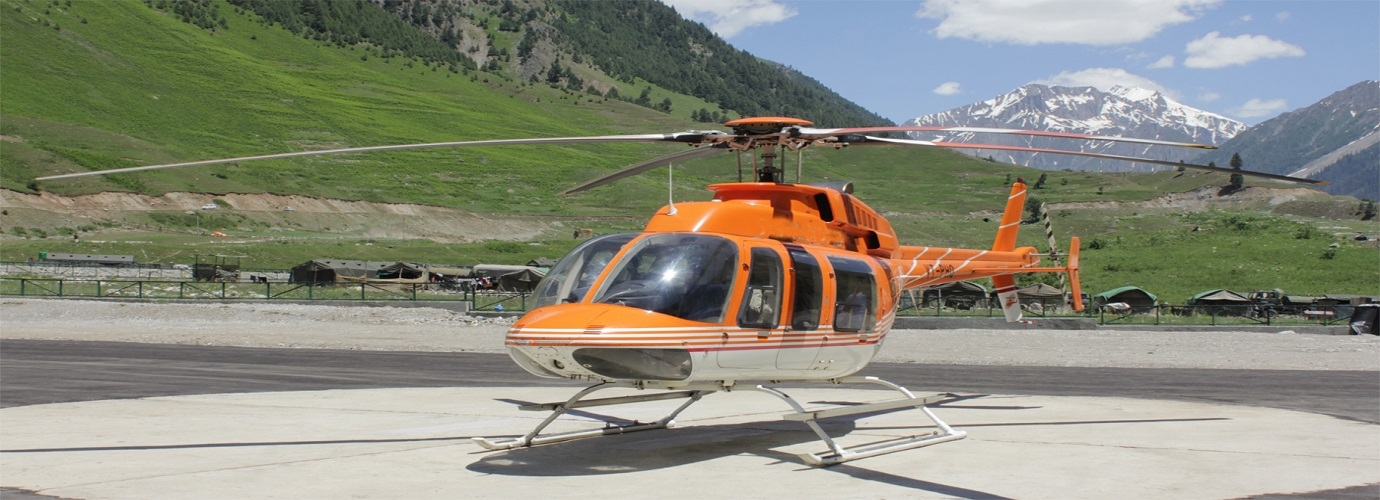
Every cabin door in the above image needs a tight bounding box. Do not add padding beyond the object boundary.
[777,246,824,369]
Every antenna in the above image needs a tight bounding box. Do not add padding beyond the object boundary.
[667,163,677,216]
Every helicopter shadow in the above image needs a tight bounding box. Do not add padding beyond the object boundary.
[467,393,1015,476]
[468,392,1231,487]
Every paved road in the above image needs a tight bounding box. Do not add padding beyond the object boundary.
[3,340,1375,425]
[2,339,1376,499]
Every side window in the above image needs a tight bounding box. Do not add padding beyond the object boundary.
[737,247,782,329]
[829,256,876,333]
[786,246,822,331]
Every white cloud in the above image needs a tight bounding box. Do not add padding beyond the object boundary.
[1148,55,1175,69]
[1183,31,1305,68]
[660,0,797,38]
[1276,11,1291,21]
[1239,14,1253,22]
[916,0,1220,46]
[1032,68,1178,98]
[1234,98,1289,118]
[933,82,963,95]
[1198,91,1221,102]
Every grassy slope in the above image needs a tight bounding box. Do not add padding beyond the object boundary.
[1,0,1375,303]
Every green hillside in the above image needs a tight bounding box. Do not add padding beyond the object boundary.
[1,0,1375,303]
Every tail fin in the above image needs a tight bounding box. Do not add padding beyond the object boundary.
[993,180,1027,252]
[1068,237,1084,312]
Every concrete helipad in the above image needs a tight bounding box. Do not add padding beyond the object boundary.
[2,386,1377,499]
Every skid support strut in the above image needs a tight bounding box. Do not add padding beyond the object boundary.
[754,376,966,466]
[472,382,716,450]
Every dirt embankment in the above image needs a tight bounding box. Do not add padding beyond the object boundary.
[1051,185,1336,211]
[0,189,565,242]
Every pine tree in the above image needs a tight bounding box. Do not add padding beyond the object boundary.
[1228,153,1245,191]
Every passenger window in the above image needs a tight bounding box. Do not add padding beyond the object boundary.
[737,247,783,329]
[828,256,876,332]
[786,246,822,331]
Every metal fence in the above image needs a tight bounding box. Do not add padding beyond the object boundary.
[0,276,1355,325]
[895,300,1353,327]
[1,277,439,301]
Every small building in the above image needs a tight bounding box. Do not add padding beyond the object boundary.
[39,252,135,265]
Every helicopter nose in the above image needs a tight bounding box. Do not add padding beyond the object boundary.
[507,304,694,381]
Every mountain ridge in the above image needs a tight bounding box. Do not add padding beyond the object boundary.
[1194,80,1379,200]
[903,84,1247,172]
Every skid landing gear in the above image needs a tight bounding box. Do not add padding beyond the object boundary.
[755,376,966,466]
[472,376,965,466]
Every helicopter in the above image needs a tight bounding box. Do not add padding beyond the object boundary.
[35,116,1324,465]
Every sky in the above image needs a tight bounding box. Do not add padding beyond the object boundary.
[660,0,1380,125]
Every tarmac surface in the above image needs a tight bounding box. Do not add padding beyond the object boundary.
[2,339,1378,499]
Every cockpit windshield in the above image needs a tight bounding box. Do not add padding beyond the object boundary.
[532,233,637,309]
[592,233,738,322]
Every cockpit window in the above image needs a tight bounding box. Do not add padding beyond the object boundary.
[592,234,738,322]
[737,247,783,329]
[532,233,637,309]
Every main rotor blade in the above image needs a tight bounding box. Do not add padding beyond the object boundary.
[803,126,1218,149]
[560,144,728,195]
[861,136,1327,185]
[33,133,710,181]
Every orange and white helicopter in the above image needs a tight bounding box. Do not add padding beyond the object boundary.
[36,116,1323,465]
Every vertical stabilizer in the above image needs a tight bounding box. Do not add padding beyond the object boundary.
[991,180,1028,322]
[993,180,1027,252]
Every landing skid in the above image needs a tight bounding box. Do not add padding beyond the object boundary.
[756,376,967,466]
[472,376,965,466]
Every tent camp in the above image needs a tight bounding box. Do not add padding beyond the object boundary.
[290,260,427,285]
[1186,289,1253,315]
[497,267,546,292]
[1092,286,1158,313]
[1016,283,1067,312]
[472,264,547,293]
[921,281,988,310]
[291,260,393,283]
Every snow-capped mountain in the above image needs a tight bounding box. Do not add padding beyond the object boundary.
[905,84,1248,172]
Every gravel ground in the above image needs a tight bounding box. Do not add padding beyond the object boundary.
[2,298,1376,371]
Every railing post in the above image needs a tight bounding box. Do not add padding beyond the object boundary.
[97,279,102,297]
[58,279,63,297]
[138,280,143,299]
